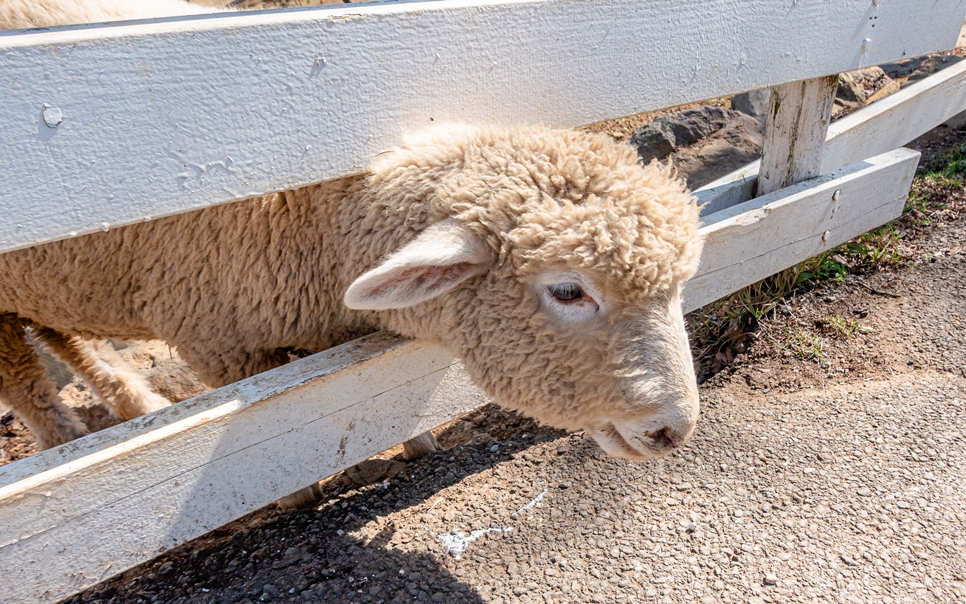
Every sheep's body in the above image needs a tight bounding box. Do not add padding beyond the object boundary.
[1,124,702,456]
[1,1,704,473]
[0,0,216,30]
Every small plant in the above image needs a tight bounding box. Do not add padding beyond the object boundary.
[923,139,966,183]
[796,251,849,284]
[786,330,825,363]
[841,224,909,268]
[827,315,873,339]
[904,186,933,222]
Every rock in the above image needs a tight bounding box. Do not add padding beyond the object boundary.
[629,126,675,163]
[837,71,867,104]
[631,106,734,161]
[832,66,903,118]
[731,89,771,121]
[833,96,862,119]
[346,458,406,486]
[764,573,778,586]
[881,54,963,86]
[628,106,764,188]
[402,431,442,460]
[671,134,764,188]
[866,79,901,104]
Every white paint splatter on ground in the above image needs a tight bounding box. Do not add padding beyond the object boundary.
[512,487,548,516]
[437,528,513,558]
[436,487,547,558]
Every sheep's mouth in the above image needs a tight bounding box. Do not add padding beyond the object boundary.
[591,422,676,460]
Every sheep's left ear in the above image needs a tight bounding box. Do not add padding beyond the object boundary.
[344,220,493,310]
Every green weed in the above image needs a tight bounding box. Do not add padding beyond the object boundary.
[827,315,873,339]
[842,225,908,268]
[922,139,966,182]
[786,330,825,363]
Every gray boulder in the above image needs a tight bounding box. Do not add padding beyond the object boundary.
[881,54,963,86]
[731,88,771,121]
[629,106,764,188]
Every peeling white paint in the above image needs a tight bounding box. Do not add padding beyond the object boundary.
[42,105,63,128]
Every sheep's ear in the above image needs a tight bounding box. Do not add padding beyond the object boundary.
[344,220,493,310]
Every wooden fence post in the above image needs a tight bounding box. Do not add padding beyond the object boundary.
[756,75,839,196]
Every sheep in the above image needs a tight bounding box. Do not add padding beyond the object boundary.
[0,2,704,497]
[3,123,702,456]
[0,0,218,30]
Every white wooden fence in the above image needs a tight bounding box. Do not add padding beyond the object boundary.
[1,1,965,601]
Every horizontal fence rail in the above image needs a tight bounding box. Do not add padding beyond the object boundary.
[688,148,919,308]
[0,334,489,603]
[1,0,964,253]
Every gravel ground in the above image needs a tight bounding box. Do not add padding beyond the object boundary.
[63,374,966,604]
[49,125,966,604]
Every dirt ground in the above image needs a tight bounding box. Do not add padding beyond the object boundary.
[21,120,957,603]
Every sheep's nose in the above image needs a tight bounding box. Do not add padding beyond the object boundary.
[646,426,685,453]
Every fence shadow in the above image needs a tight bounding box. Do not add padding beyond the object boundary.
[62,426,566,604]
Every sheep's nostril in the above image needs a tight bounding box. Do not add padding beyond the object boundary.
[646,427,680,452]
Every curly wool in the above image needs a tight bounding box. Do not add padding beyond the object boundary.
[0,0,216,30]
[367,126,702,301]
[352,126,702,431]
[0,123,701,448]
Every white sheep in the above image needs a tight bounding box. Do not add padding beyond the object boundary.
[0,0,217,30]
[0,2,704,497]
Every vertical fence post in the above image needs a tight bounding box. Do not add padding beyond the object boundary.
[756,75,839,196]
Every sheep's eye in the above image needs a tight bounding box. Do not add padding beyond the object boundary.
[547,283,583,301]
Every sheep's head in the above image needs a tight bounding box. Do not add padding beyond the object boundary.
[344,125,703,459]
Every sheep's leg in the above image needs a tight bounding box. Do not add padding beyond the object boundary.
[32,328,170,421]
[0,314,88,449]
[402,431,442,460]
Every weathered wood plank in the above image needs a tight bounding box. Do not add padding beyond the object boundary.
[1,0,963,254]
[685,148,920,312]
[695,60,966,214]
[0,332,488,603]
[822,59,966,174]
[756,76,839,196]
